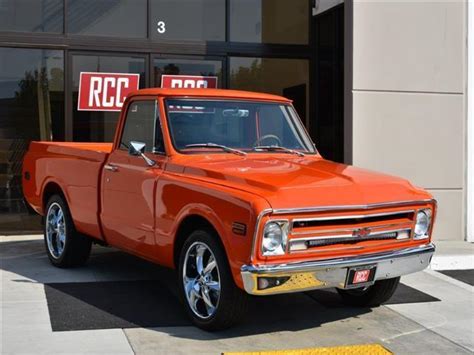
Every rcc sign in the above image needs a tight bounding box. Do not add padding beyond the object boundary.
[77,72,140,112]
[161,75,218,89]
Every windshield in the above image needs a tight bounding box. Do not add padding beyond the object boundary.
[165,99,316,154]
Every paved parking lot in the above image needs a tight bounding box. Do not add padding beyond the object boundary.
[1,235,473,354]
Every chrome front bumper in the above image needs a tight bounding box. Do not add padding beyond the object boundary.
[241,243,435,295]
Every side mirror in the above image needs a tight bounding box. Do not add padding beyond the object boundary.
[129,141,145,156]
[128,141,156,167]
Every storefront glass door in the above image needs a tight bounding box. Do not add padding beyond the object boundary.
[70,52,147,142]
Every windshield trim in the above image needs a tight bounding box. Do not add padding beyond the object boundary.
[164,98,318,156]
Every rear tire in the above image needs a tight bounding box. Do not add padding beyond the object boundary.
[337,277,400,307]
[178,229,248,331]
[44,194,92,268]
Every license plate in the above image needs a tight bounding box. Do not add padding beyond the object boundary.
[345,265,376,288]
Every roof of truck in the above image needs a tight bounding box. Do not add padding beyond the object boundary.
[128,88,292,103]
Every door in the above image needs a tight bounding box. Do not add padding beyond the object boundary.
[101,98,166,258]
[69,52,147,142]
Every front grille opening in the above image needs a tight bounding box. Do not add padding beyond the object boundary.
[306,231,401,248]
[292,212,414,230]
[289,229,412,252]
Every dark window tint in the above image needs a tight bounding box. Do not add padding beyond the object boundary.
[229,57,309,125]
[67,0,147,38]
[153,58,222,87]
[72,54,146,142]
[0,47,64,232]
[0,0,63,33]
[121,101,156,153]
[230,0,309,44]
[150,0,225,42]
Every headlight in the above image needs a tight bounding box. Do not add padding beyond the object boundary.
[262,221,288,256]
[414,209,431,239]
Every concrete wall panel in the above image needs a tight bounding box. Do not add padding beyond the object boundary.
[353,1,464,93]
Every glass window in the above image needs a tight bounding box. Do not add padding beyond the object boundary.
[120,101,157,153]
[72,54,146,142]
[0,0,63,33]
[153,58,223,88]
[230,0,309,44]
[229,57,309,126]
[0,47,64,232]
[66,0,147,38]
[165,100,315,153]
[150,0,225,42]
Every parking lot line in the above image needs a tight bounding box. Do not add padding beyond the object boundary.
[223,344,392,355]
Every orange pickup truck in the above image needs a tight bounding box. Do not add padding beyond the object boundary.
[23,88,436,330]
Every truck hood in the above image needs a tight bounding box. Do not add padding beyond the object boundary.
[167,155,431,210]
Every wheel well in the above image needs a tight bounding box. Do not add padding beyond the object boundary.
[42,182,66,211]
[173,215,221,269]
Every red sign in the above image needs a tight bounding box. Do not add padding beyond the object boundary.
[161,75,218,89]
[78,72,140,112]
[353,269,371,284]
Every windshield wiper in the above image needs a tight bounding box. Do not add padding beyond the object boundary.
[184,143,247,156]
[253,145,305,157]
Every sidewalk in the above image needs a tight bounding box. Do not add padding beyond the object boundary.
[430,240,474,270]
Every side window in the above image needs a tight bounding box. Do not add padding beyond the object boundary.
[120,100,157,153]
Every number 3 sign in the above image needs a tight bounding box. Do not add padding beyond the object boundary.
[157,21,166,34]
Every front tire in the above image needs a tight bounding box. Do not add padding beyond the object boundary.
[337,277,400,307]
[178,229,248,331]
[44,194,92,268]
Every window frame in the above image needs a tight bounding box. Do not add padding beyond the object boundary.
[119,98,166,155]
[164,98,317,155]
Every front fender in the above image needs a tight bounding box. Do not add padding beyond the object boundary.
[154,173,270,290]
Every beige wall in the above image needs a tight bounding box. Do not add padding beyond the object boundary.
[350,0,467,240]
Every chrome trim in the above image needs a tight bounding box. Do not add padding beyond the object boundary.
[250,208,272,264]
[289,229,410,251]
[272,199,435,215]
[291,209,415,224]
[251,200,435,261]
[289,228,410,244]
[104,164,118,172]
[241,243,435,295]
[290,222,413,236]
[261,219,289,256]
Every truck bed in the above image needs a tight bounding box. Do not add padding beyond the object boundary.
[22,141,113,240]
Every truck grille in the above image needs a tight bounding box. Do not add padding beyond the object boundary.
[288,210,415,253]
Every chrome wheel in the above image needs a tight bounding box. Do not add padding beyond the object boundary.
[46,202,66,259]
[183,242,221,319]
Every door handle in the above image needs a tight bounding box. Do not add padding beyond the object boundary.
[104,164,118,172]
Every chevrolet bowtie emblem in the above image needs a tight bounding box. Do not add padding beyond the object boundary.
[353,227,371,238]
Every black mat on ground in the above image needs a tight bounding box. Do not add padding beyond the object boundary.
[438,269,474,286]
[305,282,440,307]
[44,280,191,331]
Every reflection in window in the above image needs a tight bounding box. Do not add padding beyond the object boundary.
[120,101,157,153]
[153,58,222,88]
[229,57,309,126]
[0,0,63,33]
[0,47,64,231]
[230,0,309,44]
[72,54,146,142]
[67,0,147,38]
[150,0,225,42]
